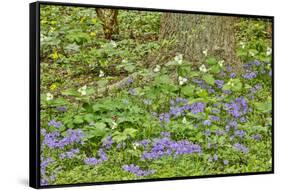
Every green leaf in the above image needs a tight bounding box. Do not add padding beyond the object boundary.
[255,99,272,113]
[73,116,84,124]
[61,88,80,96]
[210,65,221,74]
[181,85,195,96]
[124,65,135,73]
[206,57,217,65]
[202,74,215,86]
[123,128,138,138]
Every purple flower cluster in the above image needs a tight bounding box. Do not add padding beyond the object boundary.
[230,73,236,78]
[209,115,220,121]
[122,164,155,177]
[56,106,67,112]
[41,157,53,176]
[159,98,205,125]
[128,88,137,95]
[102,136,114,149]
[59,148,80,159]
[215,80,224,88]
[252,134,262,141]
[203,120,212,126]
[142,137,201,160]
[189,102,206,114]
[127,77,133,84]
[234,130,246,138]
[224,97,248,118]
[43,129,84,149]
[233,143,249,154]
[48,119,62,128]
[84,148,108,166]
[242,72,257,80]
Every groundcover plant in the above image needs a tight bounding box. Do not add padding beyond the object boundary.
[39,4,273,186]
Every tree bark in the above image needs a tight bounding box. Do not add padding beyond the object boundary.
[96,9,119,40]
[159,13,240,67]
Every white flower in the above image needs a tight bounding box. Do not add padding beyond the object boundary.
[218,60,224,67]
[132,142,140,150]
[153,65,161,72]
[178,76,187,85]
[78,85,87,96]
[111,121,117,129]
[110,40,117,48]
[46,93,53,101]
[182,117,187,124]
[240,42,245,49]
[174,54,183,65]
[199,64,207,73]
[266,47,272,56]
[99,70,105,77]
[203,49,208,56]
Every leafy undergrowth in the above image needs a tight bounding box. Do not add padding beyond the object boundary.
[39,6,272,186]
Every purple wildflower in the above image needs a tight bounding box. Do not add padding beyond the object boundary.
[48,119,62,128]
[252,134,262,141]
[141,137,201,160]
[215,80,224,88]
[213,154,218,161]
[41,157,53,176]
[223,160,229,165]
[230,73,236,78]
[160,132,171,137]
[243,72,257,79]
[233,143,249,154]
[216,130,224,136]
[122,164,155,177]
[209,115,220,121]
[56,106,67,112]
[203,120,212,126]
[102,136,113,149]
[59,148,80,159]
[224,97,248,118]
[84,157,101,166]
[204,129,211,137]
[98,148,108,161]
[189,102,205,114]
[127,77,133,84]
[226,66,232,72]
[235,130,246,138]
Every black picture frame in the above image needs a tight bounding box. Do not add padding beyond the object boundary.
[30,1,274,189]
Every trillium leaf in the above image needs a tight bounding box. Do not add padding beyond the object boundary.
[202,74,215,86]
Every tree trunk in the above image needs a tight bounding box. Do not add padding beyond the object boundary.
[96,9,119,40]
[159,13,240,67]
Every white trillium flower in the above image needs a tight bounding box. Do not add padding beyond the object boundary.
[199,64,207,73]
[240,42,246,49]
[132,142,140,150]
[110,40,117,48]
[203,49,208,56]
[178,76,187,85]
[182,117,187,124]
[99,70,105,77]
[218,60,224,67]
[174,54,183,65]
[46,92,53,101]
[153,65,161,72]
[111,121,117,129]
[78,85,87,96]
[266,47,272,56]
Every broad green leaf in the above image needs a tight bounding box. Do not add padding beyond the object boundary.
[202,74,215,86]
